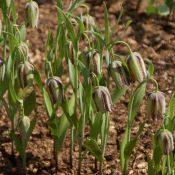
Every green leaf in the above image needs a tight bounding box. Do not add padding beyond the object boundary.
[19,24,26,41]
[146,59,154,78]
[52,114,70,154]
[34,68,43,91]
[146,4,157,15]
[25,117,37,147]
[124,123,144,159]
[112,87,127,103]
[153,146,162,168]
[104,2,110,45]
[168,92,175,119]
[147,156,156,175]
[11,133,23,157]
[157,4,170,16]
[43,88,53,118]
[84,138,103,162]
[128,81,146,126]
[24,90,36,115]
[90,113,103,140]
[67,0,85,13]
[57,0,63,9]
[68,59,76,89]
[79,82,84,113]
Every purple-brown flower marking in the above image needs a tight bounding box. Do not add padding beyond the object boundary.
[159,130,174,155]
[82,49,101,75]
[18,62,34,88]
[147,91,166,120]
[46,76,64,105]
[81,15,95,31]
[110,61,130,89]
[93,86,112,112]
[0,57,5,81]
[127,52,147,82]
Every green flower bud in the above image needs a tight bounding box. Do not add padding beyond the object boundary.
[17,62,34,89]
[147,91,166,120]
[46,76,64,105]
[110,61,130,89]
[127,52,147,82]
[15,42,29,62]
[159,130,174,155]
[25,1,39,28]
[0,57,5,82]
[93,86,112,112]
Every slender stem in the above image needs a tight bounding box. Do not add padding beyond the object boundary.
[109,40,133,55]
[162,156,166,175]
[100,113,109,175]
[70,126,74,168]
[78,111,86,175]
[167,154,171,174]
[149,78,159,92]
[53,138,59,172]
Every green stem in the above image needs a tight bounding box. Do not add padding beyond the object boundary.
[78,111,86,175]
[100,113,109,175]
[167,154,171,174]
[110,40,133,55]
[53,138,59,172]
[70,126,74,168]
[149,78,159,92]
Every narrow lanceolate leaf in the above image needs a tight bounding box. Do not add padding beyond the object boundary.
[120,81,146,171]
[104,2,110,45]
[43,88,53,118]
[90,113,103,140]
[24,90,36,115]
[68,59,76,89]
[53,114,70,154]
[124,123,144,159]
[128,81,147,125]
[147,59,154,78]
[168,92,175,119]
[112,87,127,103]
[57,0,63,10]
[84,138,103,162]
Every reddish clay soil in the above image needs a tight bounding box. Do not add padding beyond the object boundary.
[0,0,175,174]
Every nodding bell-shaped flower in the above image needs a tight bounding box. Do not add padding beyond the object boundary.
[17,62,34,89]
[0,57,5,82]
[93,86,112,112]
[91,51,101,75]
[46,76,64,105]
[82,48,101,75]
[158,130,174,155]
[81,15,95,31]
[25,1,39,28]
[127,52,147,82]
[147,91,166,120]
[110,61,130,89]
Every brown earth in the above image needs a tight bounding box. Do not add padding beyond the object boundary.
[0,0,175,174]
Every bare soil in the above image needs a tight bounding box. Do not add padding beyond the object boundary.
[0,0,175,174]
